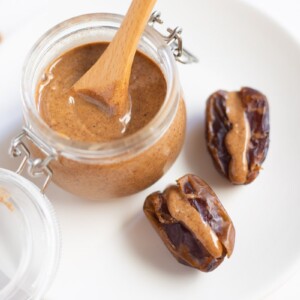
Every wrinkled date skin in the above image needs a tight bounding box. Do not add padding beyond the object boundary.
[206,87,270,184]
[143,174,235,272]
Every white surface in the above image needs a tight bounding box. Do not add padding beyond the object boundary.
[0,0,300,299]
[240,2,300,299]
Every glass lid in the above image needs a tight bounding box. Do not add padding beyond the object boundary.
[0,168,60,300]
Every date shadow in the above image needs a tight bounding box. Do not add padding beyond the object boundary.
[124,212,199,278]
[183,115,232,189]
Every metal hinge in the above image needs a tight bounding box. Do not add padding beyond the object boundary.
[9,129,56,193]
[148,11,199,64]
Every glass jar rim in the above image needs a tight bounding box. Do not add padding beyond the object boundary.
[21,13,180,163]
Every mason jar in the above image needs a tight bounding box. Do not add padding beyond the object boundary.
[16,13,197,199]
[0,11,198,299]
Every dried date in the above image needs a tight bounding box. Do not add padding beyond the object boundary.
[143,174,235,272]
[206,87,270,184]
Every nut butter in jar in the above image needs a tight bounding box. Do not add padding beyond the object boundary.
[18,13,197,199]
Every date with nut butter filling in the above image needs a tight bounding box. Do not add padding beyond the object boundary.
[143,174,235,272]
[206,87,270,184]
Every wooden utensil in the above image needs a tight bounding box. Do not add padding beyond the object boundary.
[73,0,157,116]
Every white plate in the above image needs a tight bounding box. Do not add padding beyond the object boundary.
[1,0,300,299]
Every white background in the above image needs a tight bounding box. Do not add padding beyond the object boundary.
[239,2,300,299]
[0,0,300,299]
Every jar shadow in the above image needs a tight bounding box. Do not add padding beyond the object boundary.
[183,115,232,189]
[47,185,133,204]
[123,212,199,278]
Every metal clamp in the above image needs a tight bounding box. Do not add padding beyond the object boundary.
[9,129,56,193]
[148,11,199,64]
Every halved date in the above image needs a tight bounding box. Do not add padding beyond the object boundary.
[143,174,235,272]
[206,87,270,184]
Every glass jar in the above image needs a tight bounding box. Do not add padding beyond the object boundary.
[0,169,60,299]
[19,13,193,199]
[1,11,197,300]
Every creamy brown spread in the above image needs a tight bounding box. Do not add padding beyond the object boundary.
[37,42,167,142]
[165,186,223,259]
[33,42,186,199]
[225,92,251,184]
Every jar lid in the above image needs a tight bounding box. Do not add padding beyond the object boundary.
[0,168,60,300]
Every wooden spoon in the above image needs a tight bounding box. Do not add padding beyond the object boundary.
[73,0,157,116]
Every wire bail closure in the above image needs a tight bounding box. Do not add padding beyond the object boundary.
[148,11,199,64]
[9,129,56,193]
